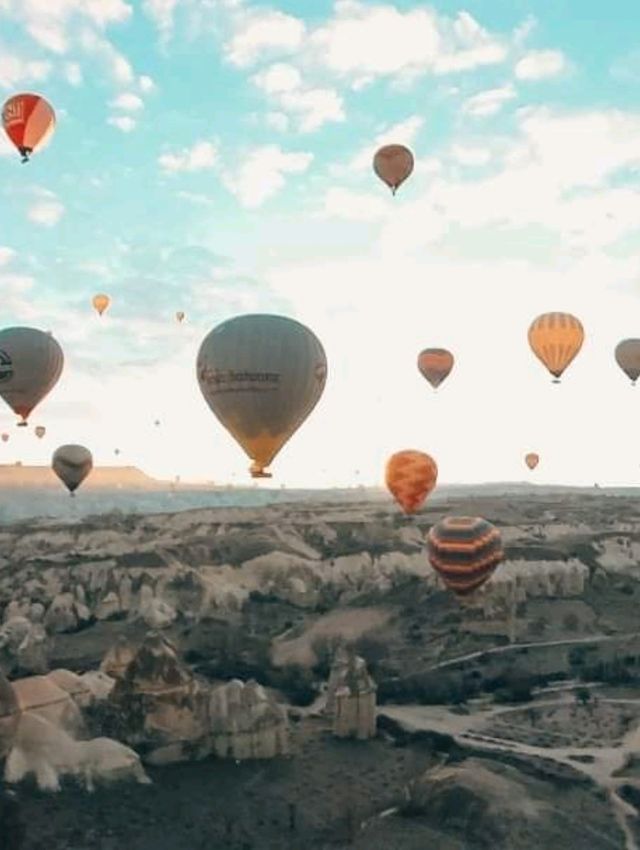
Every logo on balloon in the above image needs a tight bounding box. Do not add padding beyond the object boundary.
[0,350,13,383]
[199,366,280,393]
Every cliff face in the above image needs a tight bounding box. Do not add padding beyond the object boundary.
[327,648,377,741]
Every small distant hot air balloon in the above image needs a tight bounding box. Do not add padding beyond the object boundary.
[385,450,438,514]
[154,419,160,427]
[2,93,55,163]
[427,516,504,598]
[615,339,640,386]
[92,294,110,316]
[176,311,185,323]
[35,425,46,439]
[114,448,120,456]
[528,312,584,383]
[1,433,8,443]
[373,144,414,195]
[52,444,93,497]
[197,314,327,479]
[0,327,64,426]
[418,349,454,390]
[525,452,539,470]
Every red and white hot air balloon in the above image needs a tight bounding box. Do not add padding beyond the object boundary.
[2,93,56,163]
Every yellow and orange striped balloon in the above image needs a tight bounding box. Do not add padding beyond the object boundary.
[417,348,454,389]
[426,516,503,598]
[528,312,584,382]
[385,450,438,514]
[525,452,539,470]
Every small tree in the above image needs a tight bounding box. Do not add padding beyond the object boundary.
[575,686,591,707]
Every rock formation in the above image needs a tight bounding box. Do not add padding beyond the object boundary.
[209,679,290,760]
[0,669,19,760]
[100,635,136,680]
[327,647,377,740]
[0,617,50,676]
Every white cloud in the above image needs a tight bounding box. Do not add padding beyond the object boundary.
[158,141,218,173]
[225,8,305,67]
[252,61,344,133]
[78,30,134,85]
[0,50,51,89]
[322,187,389,222]
[64,61,82,85]
[265,111,289,132]
[108,115,136,132]
[139,74,155,92]
[462,83,516,117]
[252,62,301,93]
[223,144,313,208]
[110,92,144,111]
[142,0,178,42]
[27,198,65,227]
[451,145,492,166]
[349,116,425,171]
[515,49,567,80]
[0,246,16,267]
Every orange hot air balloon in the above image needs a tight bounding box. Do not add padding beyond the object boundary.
[92,294,110,316]
[427,516,504,598]
[176,311,185,323]
[2,93,55,163]
[528,312,584,383]
[418,348,454,389]
[1,433,8,443]
[373,144,414,195]
[385,450,438,514]
[525,452,539,470]
[615,339,640,386]
[35,425,46,439]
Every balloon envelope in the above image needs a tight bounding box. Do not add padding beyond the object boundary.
[197,314,327,477]
[418,349,454,389]
[93,294,110,316]
[2,93,55,161]
[373,144,414,195]
[385,450,438,514]
[427,516,504,598]
[0,327,64,425]
[35,425,46,439]
[528,312,584,382]
[176,311,185,323]
[52,444,93,494]
[1,434,8,443]
[525,452,539,470]
[615,339,640,385]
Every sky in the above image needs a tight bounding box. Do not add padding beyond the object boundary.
[2,0,640,488]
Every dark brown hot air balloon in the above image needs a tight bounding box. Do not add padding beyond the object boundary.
[417,348,454,389]
[373,144,414,195]
[525,452,539,470]
[615,339,640,386]
[426,516,504,598]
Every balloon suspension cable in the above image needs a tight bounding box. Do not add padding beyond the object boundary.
[391,185,397,197]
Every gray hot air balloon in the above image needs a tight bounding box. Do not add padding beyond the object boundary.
[196,314,327,478]
[0,327,63,426]
[615,339,640,386]
[52,444,93,496]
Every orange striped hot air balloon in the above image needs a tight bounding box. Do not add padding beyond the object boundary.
[528,312,584,383]
[418,348,454,389]
[92,294,110,316]
[2,93,55,163]
[385,450,438,514]
[427,516,504,598]
[525,452,539,470]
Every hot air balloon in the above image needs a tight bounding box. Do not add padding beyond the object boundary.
[0,327,64,426]
[114,448,120,456]
[1,434,8,443]
[176,311,185,323]
[427,516,504,598]
[528,312,584,383]
[373,144,414,195]
[525,452,539,470]
[615,339,640,386]
[418,349,454,390]
[197,314,327,478]
[92,294,110,316]
[385,450,438,514]
[35,425,46,439]
[2,93,55,163]
[154,419,160,427]
[52,444,93,496]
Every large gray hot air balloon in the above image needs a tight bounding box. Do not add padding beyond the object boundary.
[52,444,93,496]
[0,327,63,426]
[196,314,327,478]
[615,339,640,386]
